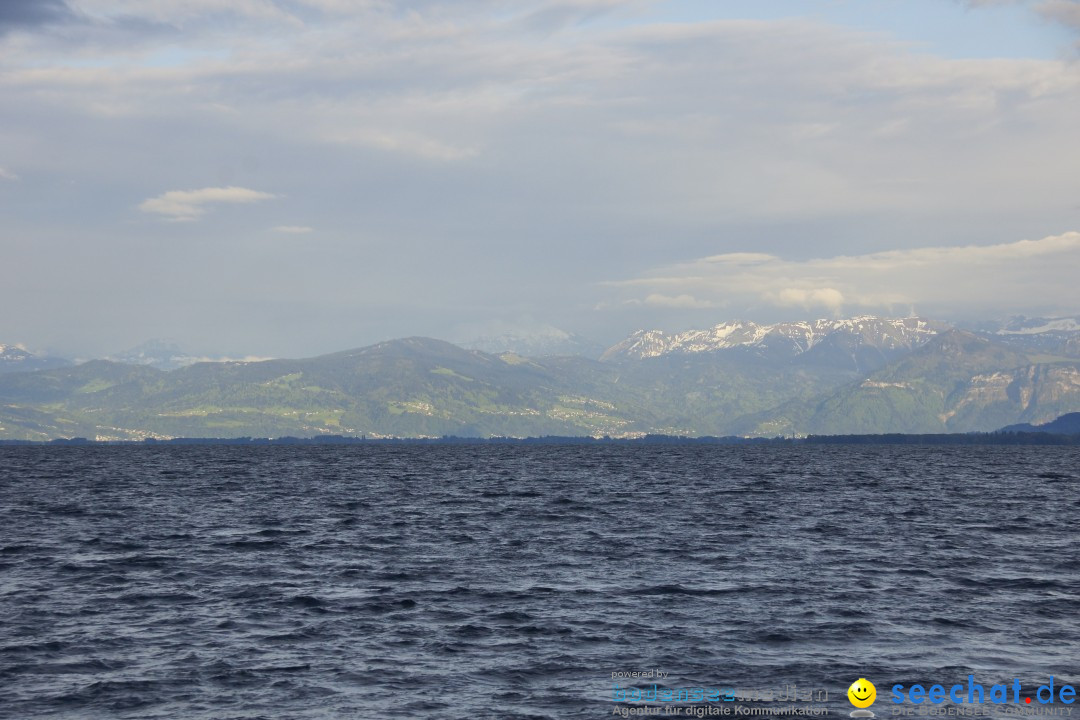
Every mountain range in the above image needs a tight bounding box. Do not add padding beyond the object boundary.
[601,316,947,372]
[1,315,1079,440]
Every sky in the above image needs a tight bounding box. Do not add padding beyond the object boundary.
[2,0,1079,358]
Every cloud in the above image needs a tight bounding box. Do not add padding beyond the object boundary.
[272,225,314,233]
[959,0,1080,35]
[641,293,715,309]
[516,0,646,33]
[1036,0,1080,31]
[4,2,1080,355]
[327,126,477,162]
[0,167,18,180]
[0,0,73,32]
[957,0,1022,6]
[139,186,276,221]
[606,232,1080,318]
[772,287,846,313]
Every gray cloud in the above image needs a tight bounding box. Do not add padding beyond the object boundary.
[958,0,1080,35]
[1036,0,1080,31]
[0,0,74,31]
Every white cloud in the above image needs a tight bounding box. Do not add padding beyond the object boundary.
[0,167,18,181]
[272,225,314,234]
[607,232,1080,318]
[772,287,846,313]
[641,293,715,309]
[139,186,276,221]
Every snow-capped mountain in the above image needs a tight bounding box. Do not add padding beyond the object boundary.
[995,315,1080,335]
[601,316,945,364]
[0,344,33,363]
[0,344,70,374]
[981,316,1080,358]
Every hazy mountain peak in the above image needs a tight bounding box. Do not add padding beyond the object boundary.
[463,325,604,358]
[0,343,70,374]
[107,340,277,369]
[109,340,201,370]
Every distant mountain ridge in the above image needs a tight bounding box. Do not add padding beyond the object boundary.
[1000,412,1080,434]
[106,339,272,370]
[463,325,604,359]
[2,315,1080,440]
[995,315,1080,335]
[0,344,70,375]
[108,339,203,370]
[981,315,1080,358]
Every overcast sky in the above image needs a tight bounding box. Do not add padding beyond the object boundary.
[3,0,1079,358]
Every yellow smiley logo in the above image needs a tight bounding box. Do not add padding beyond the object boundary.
[848,678,877,708]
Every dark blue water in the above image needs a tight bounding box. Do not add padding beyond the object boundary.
[1,445,1078,719]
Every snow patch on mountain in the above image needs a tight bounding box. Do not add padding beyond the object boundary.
[0,343,71,374]
[602,316,943,361]
[996,316,1080,335]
